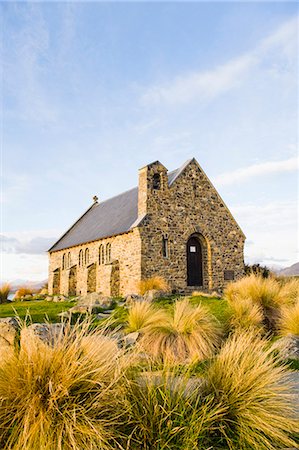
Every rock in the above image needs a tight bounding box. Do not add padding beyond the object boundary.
[23,294,33,300]
[76,293,113,312]
[143,289,165,302]
[52,296,60,303]
[0,318,19,356]
[68,305,90,315]
[20,323,65,351]
[39,288,48,295]
[123,331,139,347]
[125,294,145,305]
[96,313,110,320]
[46,296,53,302]
[273,335,299,360]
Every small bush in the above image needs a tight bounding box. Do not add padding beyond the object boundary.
[0,284,10,304]
[228,298,264,331]
[138,276,169,295]
[139,299,222,363]
[14,286,34,300]
[126,301,168,333]
[278,301,299,336]
[203,331,299,449]
[244,263,271,278]
[0,320,129,450]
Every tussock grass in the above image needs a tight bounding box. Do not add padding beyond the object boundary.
[139,299,222,363]
[203,330,299,449]
[224,274,285,309]
[124,364,225,450]
[228,298,264,331]
[279,278,299,304]
[278,300,299,336]
[14,286,34,300]
[138,276,169,295]
[0,284,11,304]
[126,301,168,333]
[0,320,128,450]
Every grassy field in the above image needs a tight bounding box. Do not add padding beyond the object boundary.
[0,300,74,323]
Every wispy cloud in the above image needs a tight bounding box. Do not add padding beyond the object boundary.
[141,16,297,106]
[1,235,57,255]
[213,156,298,187]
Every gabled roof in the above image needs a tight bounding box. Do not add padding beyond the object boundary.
[49,162,184,252]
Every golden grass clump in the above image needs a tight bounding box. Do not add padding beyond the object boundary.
[203,330,299,449]
[224,274,284,309]
[278,300,299,336]
[139,299,222,363]
[126,301,168,333]
[0,284,11,304]
[124,364,225,449]
[278,277,299,304]
[138,276,169,295]
[0,320,128,450]
[14,286,34,300]
[228,297,264,331]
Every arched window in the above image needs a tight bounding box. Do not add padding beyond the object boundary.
[106,243,111,263]
[79,249,83,267]
[62,253,66,270]
[68,252,71,269]
[85,248,89,266]
[99,245,103,264]
[153,173,161,190]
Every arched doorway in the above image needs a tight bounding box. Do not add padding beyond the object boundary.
[187,236,203,286]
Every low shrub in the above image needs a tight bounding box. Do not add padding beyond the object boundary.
[203,331,299,449]
[0,284,10,304]
[278,301,299,336]
[138,276,169,295]
[139,299,222,363]
[126,301,168,333]
[0,320,129,450]
[244,263,271,278]
[191,290,221,298]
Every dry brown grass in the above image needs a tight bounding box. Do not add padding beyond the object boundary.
[126,301,168,333]
[138,276,169,295]
[224,274,285,309]
[0,320,129,450]
[278,300,299,336]
[228,298,264,331]
[278,278,299,304]
[203,330,299,449]
[0,284,11,304]
[191,290,221,298]
[14,286,34,300]
[139,298,222,363]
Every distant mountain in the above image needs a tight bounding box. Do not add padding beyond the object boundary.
[278,262,299,277]
[7,279,47,293]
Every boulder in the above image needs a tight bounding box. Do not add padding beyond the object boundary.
[23,294,33,300]
[39,288,48,295]
[125,294,145,306]
[46,296,53,302]
[123,331,139,347]
[143,289,165,302]
[0,318,19,358]
[76,293,113,311]
[274,335,299,360]
[20,323,65,351]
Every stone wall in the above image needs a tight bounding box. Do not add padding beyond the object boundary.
[138,159,245,293]
[48,228,141,296]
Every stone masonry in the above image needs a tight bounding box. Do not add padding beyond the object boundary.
[48,158,245,296]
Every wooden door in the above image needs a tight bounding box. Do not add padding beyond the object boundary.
[187,237,203,286]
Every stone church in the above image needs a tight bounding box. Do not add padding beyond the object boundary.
[48,158,245,296]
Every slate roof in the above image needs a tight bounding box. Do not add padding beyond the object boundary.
[49,162,190,252]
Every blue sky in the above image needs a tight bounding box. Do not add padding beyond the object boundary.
[1,1,298,281]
